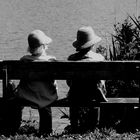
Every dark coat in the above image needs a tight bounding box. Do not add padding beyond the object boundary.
[67,50,107,103]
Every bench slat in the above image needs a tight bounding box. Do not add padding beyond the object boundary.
[50,98,139,107]
[107,98,139,103]
[1,60,140,80]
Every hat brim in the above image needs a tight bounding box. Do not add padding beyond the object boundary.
[43,36,52,45]
[73,36,101,50]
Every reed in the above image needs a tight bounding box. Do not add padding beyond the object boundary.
[107,15,140,60]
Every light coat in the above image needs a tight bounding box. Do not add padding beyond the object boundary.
[17,54,58,108]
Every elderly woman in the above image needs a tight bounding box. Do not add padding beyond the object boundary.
[67,26,107,133]
[6,30,58,136]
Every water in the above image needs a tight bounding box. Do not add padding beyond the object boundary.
[0,0,139,60]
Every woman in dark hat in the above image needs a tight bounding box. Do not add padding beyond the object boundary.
[67,26,107,133]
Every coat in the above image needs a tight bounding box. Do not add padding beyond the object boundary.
[16,54,58,108]
[67,50,107,103]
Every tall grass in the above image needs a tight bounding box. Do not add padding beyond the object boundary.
[108,15,140,60]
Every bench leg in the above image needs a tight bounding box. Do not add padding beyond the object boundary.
[0,98,22,135]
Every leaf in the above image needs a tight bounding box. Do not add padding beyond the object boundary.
[128,14,140,30]
[109,45,113,60]
[111,36,117,60]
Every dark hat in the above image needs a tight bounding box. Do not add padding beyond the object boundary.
[73,26,101,51]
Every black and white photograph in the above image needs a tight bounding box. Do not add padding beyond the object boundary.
[0,0,140,139]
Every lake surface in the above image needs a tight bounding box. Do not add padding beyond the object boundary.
[0,0,139,60]
[0,0,139,96]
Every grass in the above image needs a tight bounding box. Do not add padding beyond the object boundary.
[1,115,140,140]
[2,98,139,140]
[1,126,140,140]
[5,105,139,140]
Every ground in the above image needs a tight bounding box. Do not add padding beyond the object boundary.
[22,107,70,134]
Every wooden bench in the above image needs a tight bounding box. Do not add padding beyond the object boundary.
[0,60,139,107]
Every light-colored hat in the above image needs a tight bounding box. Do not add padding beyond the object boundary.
[28,30,52,49]
[73,26,101,51]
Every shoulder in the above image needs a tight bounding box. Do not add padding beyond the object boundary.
[20,55,34,62]
[20,55,57,62]
[67,54,75,61]
[68,53,81,61]
[88,51,105,61]
[47,55,57,62]
[36,55,57,62]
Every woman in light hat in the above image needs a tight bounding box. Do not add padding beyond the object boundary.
[8,30,58,136]
[67,26,107,133]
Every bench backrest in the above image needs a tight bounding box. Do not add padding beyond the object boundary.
[2,60,140,79]
[1,60,140,100]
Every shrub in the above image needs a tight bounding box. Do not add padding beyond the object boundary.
[103,15,140,97]
[109,16,140,60]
